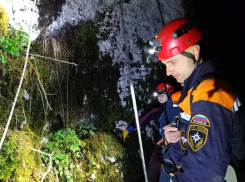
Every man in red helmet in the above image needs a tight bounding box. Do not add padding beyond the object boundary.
[122,83,174,182]
[154,18,242,182]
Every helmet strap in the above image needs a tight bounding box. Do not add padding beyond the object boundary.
[180,51,201,68]
[180,51,195,61]
[195,54,202,68]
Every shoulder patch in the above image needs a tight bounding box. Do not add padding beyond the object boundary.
[180,130,187,150]
[190,114,210,127]
[188,125,208,151]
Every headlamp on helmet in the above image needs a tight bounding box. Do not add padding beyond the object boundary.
[153,90,166,97]
[148,37,162,55]
[172,21,199,39]
[156,83,175,96]
[153,92,158,97]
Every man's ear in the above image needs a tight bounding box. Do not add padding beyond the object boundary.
[191,45,201,61]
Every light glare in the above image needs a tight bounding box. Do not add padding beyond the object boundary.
[148,49,155,54]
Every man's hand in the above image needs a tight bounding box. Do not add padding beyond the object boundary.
[164,124,181,144]
[122,129,129,141]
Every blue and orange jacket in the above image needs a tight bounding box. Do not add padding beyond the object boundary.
[126,102,166,133]
[171,61,237,182]
[159,91,181,138]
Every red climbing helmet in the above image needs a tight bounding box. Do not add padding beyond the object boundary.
[156,83,175,96]
[156,18,203,60]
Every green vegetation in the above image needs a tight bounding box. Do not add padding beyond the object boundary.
[0,127,42,182]
[42,127,124,182]
[0,28,31,129]
[0,26,29,68]
[0,3,29,71]
[43,128,83,181]
[0,122,126,181]
[77,22,99,42]
[79,132,124,182]
[78,123,96,137]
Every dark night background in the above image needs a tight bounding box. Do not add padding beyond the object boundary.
[164,0,245,95]
[194,0,245,180]
[195,0,245,91]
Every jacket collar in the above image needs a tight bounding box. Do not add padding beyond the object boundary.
[184,60,217,91]
[178,60,218,104]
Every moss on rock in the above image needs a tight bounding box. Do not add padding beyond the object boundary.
[0,126,42,181]
[74,131,124,182]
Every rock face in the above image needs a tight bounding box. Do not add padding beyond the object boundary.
[95,0,185,106]
[35,0,185,107]
[1,0,185,106]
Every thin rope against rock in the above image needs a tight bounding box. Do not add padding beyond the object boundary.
[34,60,52,110]
[37,82,46,119]
[57,62,65,118]
[66,65,69,166]
[29,79,34,125]
[30,147,54,182]
[46,63,68,96]
[0,0,37,151]
[29,54,78,66]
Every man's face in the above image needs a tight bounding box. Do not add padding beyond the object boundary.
[161,52,195,83]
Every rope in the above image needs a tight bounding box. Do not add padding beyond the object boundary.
[0,0,37,151]
[34,60,52,110]
[29,79,34,125]
[46,64,68,96]
[66,65,69,166]
[37,82,46,119]
[29,53,78,66]
[130,82,148,182]
[67,66,69,128]
[57,63,65,118]
[119,0,148,180]
[30,147,54,182]
[156,0,165,27]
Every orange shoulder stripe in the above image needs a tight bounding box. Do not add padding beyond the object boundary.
[192,78,236,110]
[178,91,192,115]
[179,79,236,116]
[171,91,181,103]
